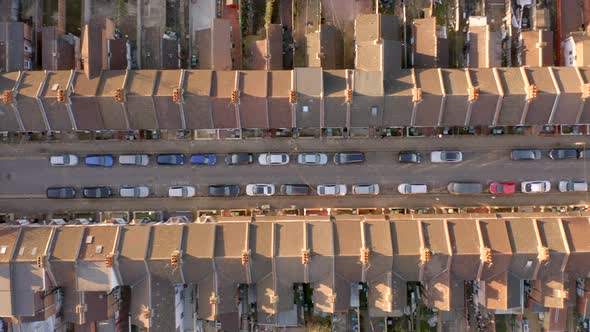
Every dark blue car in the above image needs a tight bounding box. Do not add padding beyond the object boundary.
[85,155,114,167]
[157,154,185,165]
[190,154,216,165]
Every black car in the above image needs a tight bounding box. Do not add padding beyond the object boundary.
[333,152,365,164]
[280,184,310,195]
[510,149,542,160]
[398,151,421,163]
[208,185,241,197]
[549,148,580,160]
[83,186,113,198]
[46,187,76,199]
[157,154,185,165]
[224,153,254,165]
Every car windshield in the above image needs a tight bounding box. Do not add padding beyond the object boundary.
[255,187,265,194]
[496,184,504,192]
[443,152,458,160]
[304,155,317,162]
[356,186,371,194]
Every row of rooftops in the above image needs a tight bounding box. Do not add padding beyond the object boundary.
[1,66,590,132]
[1,212,589,328]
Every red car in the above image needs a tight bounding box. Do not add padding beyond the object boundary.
[489,182,516,194]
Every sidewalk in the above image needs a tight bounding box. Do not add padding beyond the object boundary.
[0,135,589,156]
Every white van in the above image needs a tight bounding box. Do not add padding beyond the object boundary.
[398,183,428,194]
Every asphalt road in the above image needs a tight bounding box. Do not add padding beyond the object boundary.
[1,143,590,213]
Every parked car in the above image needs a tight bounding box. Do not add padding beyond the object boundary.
[246,184,276,196]
[208,185,240,197]
[118,154,149,166]
[280,184,310,195]
[225,153,254,165]
[83,186,113,198]
[168,186,196,197]
[447,182,483,194]
[558,180,588,192]
[50,154,79,166]
[510,149,541,160]
[352,184,380,195]
[119,186,150,198]
[549,148,580,160]
[46,187,76,199]
[317,184,347,196]
[333,152,365,164]
[297,153,328,165]
[431,151,463,163]
[489,182,516,194]
[397,183,428,194]
[85,155,114,167]
[521,181,551,193]
[190,154,217,166]
[398,151,421,163]
[157,154,185,165]
[258,153,290,165]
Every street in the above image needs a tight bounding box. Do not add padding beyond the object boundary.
[0,135,589,213]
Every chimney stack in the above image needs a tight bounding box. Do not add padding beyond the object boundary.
[58,0,66,33]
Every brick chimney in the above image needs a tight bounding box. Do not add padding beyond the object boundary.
[58,0,66,33]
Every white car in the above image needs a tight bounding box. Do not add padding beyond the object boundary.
[398,183,428,194]
[558,180,588,192]
[297,153,328,165]
[521,181,551,194]
[317,184,347,196]
[352,184,380,195]
[258,153,290,165]
[50,154,79,166]
[119,154,149,166]
[168,186,196,198]
[246,184,275,196]
[430,151,463,163]
[120,186,150,198]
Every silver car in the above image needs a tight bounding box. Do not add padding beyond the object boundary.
[447,182,483,194]
[431,151,463,163]
[246,184,276,196]
[119,186,150,198]
[119,154,149,166]
[50,154,79,166]
[521,181,551,193]
[558,180,588,192]
[297,153,328,165]
[258,153,290,165]
[352,184,380,195]
[317,184,347,196]
[168,186,196,198]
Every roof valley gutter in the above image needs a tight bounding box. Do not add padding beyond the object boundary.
[532,219,544,280]
[475,219,485,281]
[36,70,51,131]
[44,228,58,290]
[437,68,446,127]
[574,66,586,123]
[121,70,131,130]
[65,69,78,130]
[11,71,25,131]
[491,67,504,126]
[111,226,124,287]
[519,66,532,125]
[178,69,187,129]
[464,68,474,126]
[557,218,571,273]
[547,67,561,124]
